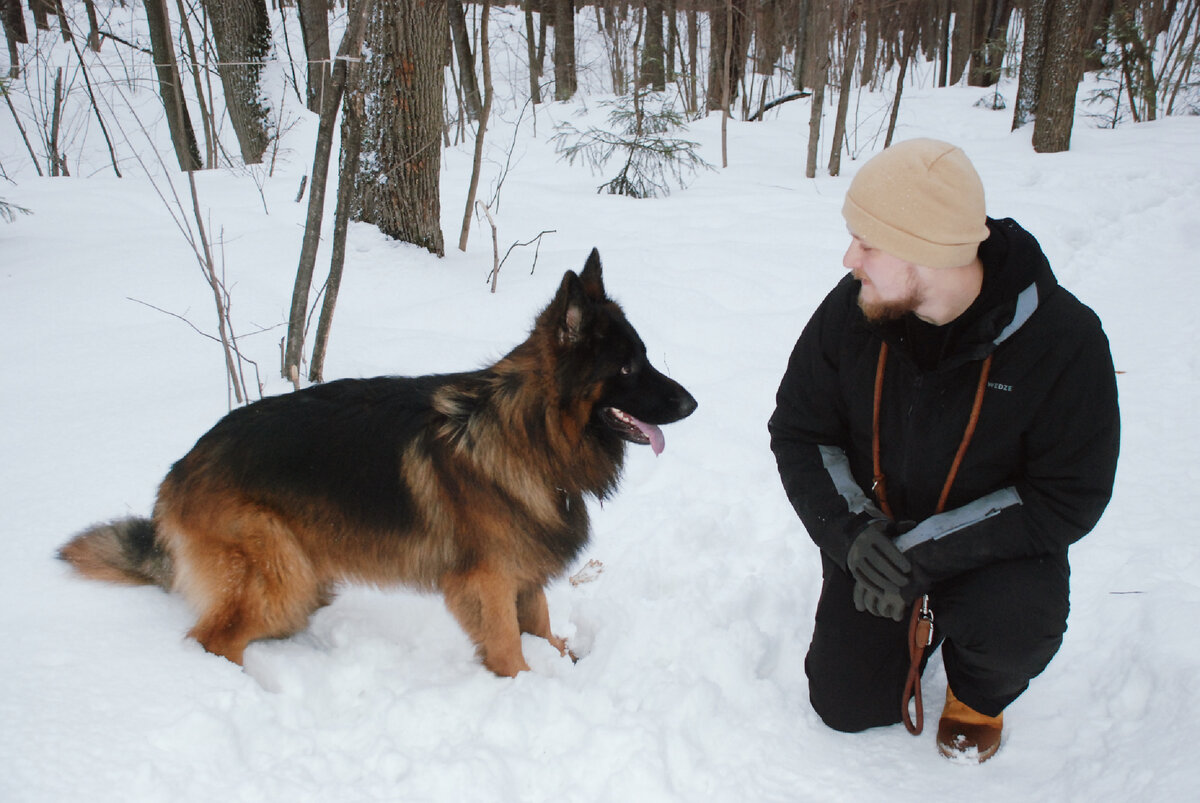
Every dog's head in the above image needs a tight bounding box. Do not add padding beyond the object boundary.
[540,249,697,455]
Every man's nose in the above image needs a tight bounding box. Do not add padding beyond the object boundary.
[843,239,861,270]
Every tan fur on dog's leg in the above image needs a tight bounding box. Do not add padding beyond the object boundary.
[517,585,572,658]
[443,567,529,677]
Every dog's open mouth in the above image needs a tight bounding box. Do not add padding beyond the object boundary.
[602,407,665,455]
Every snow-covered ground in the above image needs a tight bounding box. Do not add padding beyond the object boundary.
[2,8,1198,801]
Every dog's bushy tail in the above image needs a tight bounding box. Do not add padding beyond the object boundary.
[58,518,174,589]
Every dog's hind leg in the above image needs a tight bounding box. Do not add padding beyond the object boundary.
[162,504,325,666]
[517,585,572,659]
[442,566,529,677]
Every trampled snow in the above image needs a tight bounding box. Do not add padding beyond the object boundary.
[2,8,1198,802]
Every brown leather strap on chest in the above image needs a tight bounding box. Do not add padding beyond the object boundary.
[871,341,993,735]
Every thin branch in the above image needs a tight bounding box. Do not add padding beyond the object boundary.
[485,229,556,286]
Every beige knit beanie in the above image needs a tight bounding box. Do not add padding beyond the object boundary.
[841,138,990,269]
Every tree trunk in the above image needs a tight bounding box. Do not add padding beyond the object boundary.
[174,0,216,167]
[203,0,272,164]
[860,0,878,86]
[553,0,577,100]
[641,0,665,90]
[1013,0,1047,129]
[52,0,70,42]
[949,0,975,84]
[721,0,732,166]
[449,0,483,119]
[829,5,860,177]
[938,0,951,86]
[524,1,542,103]
[707,0,748,112]
[4,0,27,44]
[355,0,446,256]
[755,0,783,76]
[687,7,698,111]
[83,0,101,50]
[458,0,493,252]
[1033,0,1086,153]
[310,66,367,383]
[793,0,810,90]
[30,0,50,32]
[3,0,28,78]
[805,3,831,178]
[297,0,331,114]
[144,0,202,171]
[284,0,372,383]
[969,0,1012,87]
[886,26,917,147]
[1081,0,1112,72]
[665,0,677,80]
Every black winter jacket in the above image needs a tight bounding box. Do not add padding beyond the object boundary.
[769,218,1120,590]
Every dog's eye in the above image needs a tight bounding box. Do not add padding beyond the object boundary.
[620,362,634,376]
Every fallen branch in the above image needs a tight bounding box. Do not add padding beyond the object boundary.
[749,90,811,122]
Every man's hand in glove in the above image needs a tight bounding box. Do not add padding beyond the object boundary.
[847,521,911,622]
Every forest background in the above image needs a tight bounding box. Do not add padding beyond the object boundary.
[4,0,1197,385]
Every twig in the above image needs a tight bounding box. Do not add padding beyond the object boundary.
[3,92,44,177]
[64,19,122,177]
[188,171,246,405]
[96,29,153,55]
[485,229,556,287]
[476,201,500,292]
[127,297,220,343]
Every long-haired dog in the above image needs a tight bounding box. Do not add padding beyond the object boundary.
[59,249,697,676]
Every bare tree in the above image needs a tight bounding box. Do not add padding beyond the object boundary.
[968,0,1013,88]
[887,10,920,146]
[311,59,367,382]
[1013,0,1048,129]
[202,0,272,165]
[284,0,372,384]
[707,0,749,112]
[459,0,493,251]
[1033,0,1087,152]
[641,0,666,90]
[355,0,446,255]
[523,1,543,104]
[805,3,832,178]
[297,0,331,114]
[829,1,860,177]
[144,0,201,171]
[2,0,26,78]
[449,0,483,119]
[553,0,577,100]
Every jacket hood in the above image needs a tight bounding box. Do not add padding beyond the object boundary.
[869,217,1060,369]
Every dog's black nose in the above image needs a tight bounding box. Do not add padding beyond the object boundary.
[675,388,698,420]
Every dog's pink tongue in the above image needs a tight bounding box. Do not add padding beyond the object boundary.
[630,415,665,456]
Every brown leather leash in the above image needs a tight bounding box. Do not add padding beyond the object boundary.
[871,341,993,735]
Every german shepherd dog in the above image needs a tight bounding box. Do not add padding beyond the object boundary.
[59,249,696,676]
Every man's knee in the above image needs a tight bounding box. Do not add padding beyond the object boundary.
[806,650,903,733]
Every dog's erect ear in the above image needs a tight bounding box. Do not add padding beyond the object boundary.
[579,248,606,301]
[552,269,589,344]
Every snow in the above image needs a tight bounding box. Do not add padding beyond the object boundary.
[3,8,1199,801]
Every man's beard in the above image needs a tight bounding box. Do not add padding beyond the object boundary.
[856,268,923,323]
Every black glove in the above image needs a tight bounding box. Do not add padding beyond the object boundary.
[853,581,908,621]
[847,521,912,622]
